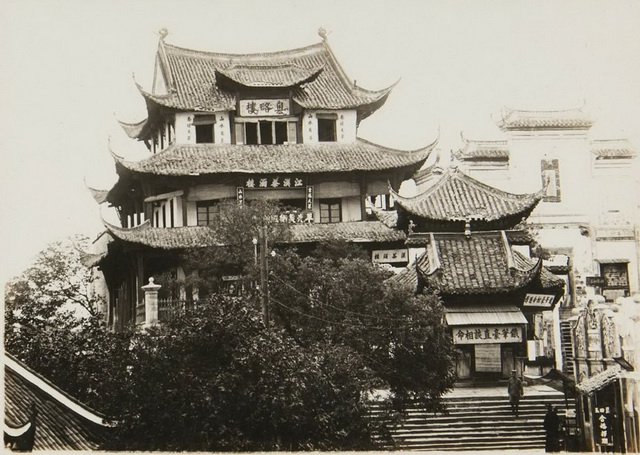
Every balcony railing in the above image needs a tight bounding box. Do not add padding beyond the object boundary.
[135,299,197,326]
[158,299,196,322]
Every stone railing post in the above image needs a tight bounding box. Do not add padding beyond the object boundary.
[141,277,161,328]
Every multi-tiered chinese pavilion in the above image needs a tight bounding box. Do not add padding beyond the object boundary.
[389,163,565,379]
[88,31,435,328]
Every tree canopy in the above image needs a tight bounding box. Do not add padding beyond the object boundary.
[4,206,457,451]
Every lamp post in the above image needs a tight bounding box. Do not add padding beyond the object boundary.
[258,226,269,326]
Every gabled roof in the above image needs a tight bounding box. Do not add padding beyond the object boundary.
[391,167,542,222]
[498,107,594,130]
[215,63,324,88]
[412,231,563,295]
[137,38,395,118]
[4,354,113,451]
[112,138,434,176]
[103,219,405,249]
[454,136,509,161]
[591,139,636,159]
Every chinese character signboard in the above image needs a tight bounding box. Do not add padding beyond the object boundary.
[244,175,305,189]
[372,249,409,264]
[541,159,561,202]
[523,293,555,308]
[586,276,607,287]
[239,99,290,117]
[594,407,614,447]
[236,187,244,205]
[453,325,522,344]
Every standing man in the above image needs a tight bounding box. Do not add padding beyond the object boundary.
[543,404,561,452]
[507,369,524,416]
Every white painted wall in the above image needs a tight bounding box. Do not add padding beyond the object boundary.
[304,109,357,143]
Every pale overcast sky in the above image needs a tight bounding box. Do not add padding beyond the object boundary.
[1,0,639,282]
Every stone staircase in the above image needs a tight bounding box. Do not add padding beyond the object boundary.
[370,385,572,451]
[560,320,575,376]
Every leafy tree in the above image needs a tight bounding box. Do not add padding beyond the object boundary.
[4,206,457,451]
[269,248,457,409]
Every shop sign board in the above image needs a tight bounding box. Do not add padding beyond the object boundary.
[243,175,305,189]
[586,276,607,287]
[523,293,555,307]
[594,407,614,447]
[453,325,522,344]
[372,249,408,264]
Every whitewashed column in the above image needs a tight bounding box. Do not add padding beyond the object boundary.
[142,277,161,327]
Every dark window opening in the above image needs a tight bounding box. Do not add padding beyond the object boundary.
[245,122,258,145]
[238,120,293,145]
[195,124,214,143]
[319,199,341,223]
[197,201,220,226]
[259,121,273,145]
[275,121,288,144]
[318,118,337,142]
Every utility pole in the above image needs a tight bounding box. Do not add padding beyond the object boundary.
[259,225,270,326]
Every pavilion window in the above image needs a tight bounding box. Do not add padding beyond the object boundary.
[317,113,337,142]
[319,199,341,223]
[193,115,216,144]
[235,119,296,145]
[197,200,220,226]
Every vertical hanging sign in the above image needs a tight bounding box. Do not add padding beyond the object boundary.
[306,186,314,211]
[236,187,244,205]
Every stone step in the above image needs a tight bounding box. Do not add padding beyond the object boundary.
[371,386,573,451]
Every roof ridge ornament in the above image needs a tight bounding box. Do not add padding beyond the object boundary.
[158,28,169,41]
[318,27,328,41]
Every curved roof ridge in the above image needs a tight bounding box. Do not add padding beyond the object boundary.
[216,63,325,88]
[117,117,148,139]
[84,178,109,205]
[162,39,326,60]
[392,168,543,222]
[356,135,438,155]
[4,353,114,427]
[452,168,543,201]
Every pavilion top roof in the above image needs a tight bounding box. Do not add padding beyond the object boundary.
[138,37,395,117]
[392,166,542,222]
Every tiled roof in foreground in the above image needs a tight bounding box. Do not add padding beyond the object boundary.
[112,138,434,176]
[391,167,542,222]
[414,231,563,295]
[103,220,405,249]
[498,107,594,130]
[4,354,112,451]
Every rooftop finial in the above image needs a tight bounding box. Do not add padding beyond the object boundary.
[318,27,327,41]
[158,28,169,40]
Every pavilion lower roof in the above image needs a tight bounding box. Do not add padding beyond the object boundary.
[393,167,542,222]
[112,138,433,176]
[102,220,405,250]
[413,231,563,295]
